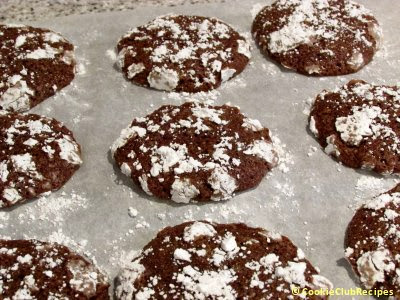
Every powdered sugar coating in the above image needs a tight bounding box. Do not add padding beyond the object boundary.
[115,221,332,299]
[0,113,82,208]
[111,101,278,203]
[117,15,251,93]
[0,239,109,298]
[346,184,400,295]
[309,80,400,175]
[0,24,75,112]
[183,221,217,242]
[252,0,382,76]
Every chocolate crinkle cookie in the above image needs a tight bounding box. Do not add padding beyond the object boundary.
[0,24,75,112]
[0,113,82,208]
[116,15,251,93]
[115,221,333,299]
[111,101,278,203]
[346,184,400,296]
[309,80,400,175]
[252,0,382,76]
[0,239,110,299]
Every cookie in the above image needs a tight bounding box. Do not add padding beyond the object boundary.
[0,113,82,208]
[116,15,251,93]
[115,221,333,299]
[309,80,400,175]
[345,184,400,296]
[252,0,382,76]
[0,239,110,298]
[0,24,75,112]
[111,101,278,203]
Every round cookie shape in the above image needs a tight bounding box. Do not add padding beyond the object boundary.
[0,24,75,112]
[116,15,251,93]
[252,0,382,76]
[111,101,278,203]
[0,239,110,298]
[115,221,333,299]
[309,80,400,175]
[346,184,400,295]
[0,113,82,208]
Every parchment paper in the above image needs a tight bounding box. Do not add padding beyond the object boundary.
[2,1,400,298]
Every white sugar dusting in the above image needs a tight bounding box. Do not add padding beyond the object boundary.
[105,49,117,61]
[351,176,399,210]
[162,90,220,104]
[271,135,294,174]
[14,191,89,226]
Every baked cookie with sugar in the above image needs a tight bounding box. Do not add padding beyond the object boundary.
[115,221,333,299]
[0,239,110,299]
[309,80,400,175]
[0,113,82,208]
[111,101,278,203]
[0,24,75,112]
[346,184,400,296]
[116,15,251,92]
[252,0,382,76]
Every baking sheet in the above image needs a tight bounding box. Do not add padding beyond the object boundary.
[2,0,400,298]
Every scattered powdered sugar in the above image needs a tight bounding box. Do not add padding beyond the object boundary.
[162,90,220,104]
[47,229,88,255]
[105,48,117,61]
[134,218,150,230]
[128,207,138,218]
[12,191,89,227]
[275,182,295,198]
[207,203,245,222]
[75,57,90,76]
[0,211,10,229]
[220,75,247,90]
[307,146,318,157]
[270,134,294,174]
